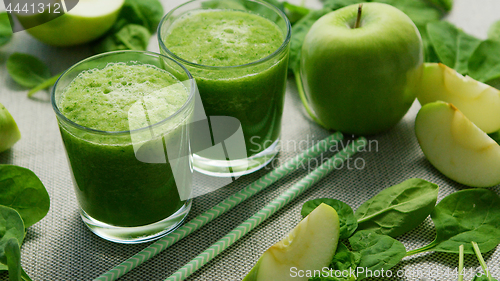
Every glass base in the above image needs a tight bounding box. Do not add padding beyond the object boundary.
[80,200,192,244]
[193,138,280,177]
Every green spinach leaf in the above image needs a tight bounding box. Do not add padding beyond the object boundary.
[355,178,438,238]
[118,0,164,34]
[0,205,25,267]
[6,53,51,88]
[283,2,310,24]
[323,0,360,11]
[426,0,453,12]
[427,21,482,74]
[0,12,13,47]
[0,165,50,228]
[407,189,500,255]
[5,238,22,281]
[329,243,361,272]
[302,198,357,239]
[471,241,497,281]
[468,40,500,84]
[289,8,332,73]
[348,230,406,280]
[419,25,440,63]
[488,20,500,42]
[93,24,151,53]
[376,0,443,27]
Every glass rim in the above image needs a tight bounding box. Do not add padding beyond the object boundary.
[157,0,292,70]
[51,50,196,136]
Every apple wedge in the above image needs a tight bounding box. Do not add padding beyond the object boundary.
[243,203,340,281]
[17,0,124,47]
[415,101,500,187]
[0,103,21,153]
[415,63,500,134]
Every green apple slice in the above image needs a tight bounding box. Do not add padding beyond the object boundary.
[416,101,500,187]
[243,203,340,281]
[0,103,21,153]
[18,0,124,47]
[416,63,500,134]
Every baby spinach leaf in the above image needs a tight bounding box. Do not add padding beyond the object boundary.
[302,198,357,239]
[488,20,500,42]
[119,0,164,34]
[0,165,50,228]
[468,40,500,84]
[0,12,13,47]
[419,25,440,63]
[93,24,151,53]
[348,230,406,280]
[4,238,22,281]
[6,53,51,89]
[427,21,482,74]
[323,0,360,11]
[355,178,438,238]
[289,8,332,73]
[407,189,500,255]
[283,2,310,24]
[0,205,25,267]
[329,243,361,271]
[426,0,453,12]
[473,275,498,281]
[376,0,443,27]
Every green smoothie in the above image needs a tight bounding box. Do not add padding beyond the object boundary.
[58,63,190,227]
[162,9,289,159]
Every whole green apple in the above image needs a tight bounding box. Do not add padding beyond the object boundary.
[300,3,423,135]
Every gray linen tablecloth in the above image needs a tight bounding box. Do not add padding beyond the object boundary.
[1,0,500,280]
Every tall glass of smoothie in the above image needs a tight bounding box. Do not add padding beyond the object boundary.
[52,51,196,243]
[158,0,291,177]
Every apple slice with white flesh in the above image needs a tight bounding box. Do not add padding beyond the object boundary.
[17,0,125,47]
[415,101,500,187]
[243,203,340,281]
[415,63,500,134]
[0,103,21,153]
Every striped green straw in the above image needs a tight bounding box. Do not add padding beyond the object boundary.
[95,132,344,281]
[165,137,367,281]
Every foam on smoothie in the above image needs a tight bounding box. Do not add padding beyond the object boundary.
[59,63,188,132]
[164,10,284,67]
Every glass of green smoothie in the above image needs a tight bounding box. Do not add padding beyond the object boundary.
[158,0,291,177]
[52,51,196,243]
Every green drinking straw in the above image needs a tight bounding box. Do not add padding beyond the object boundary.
[95,132,344,281]
[165,137,367,281]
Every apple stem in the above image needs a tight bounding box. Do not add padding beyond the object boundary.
[354,4,363,28]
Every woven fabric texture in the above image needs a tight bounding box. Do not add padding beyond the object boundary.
[1,0,500,280]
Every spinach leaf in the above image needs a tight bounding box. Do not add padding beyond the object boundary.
[283,2,310,24]
[427,21,482,74]
[5,238,22,281]
[376,0,443,27]
[118,0,164,34]
[93,24,151,53]
[348,230,406,280]
[407,189,500,255]
[473,275,498,281]
[471,241,496,281]
[0,165,50,228]
[419,25,440,63]
[468,40,500,84]
[426,0,453,12]
[488,20,500,42]
[329,243,361,272]
[0,205,25,267]
[355,178,438,238]
[323,0,360,11]
[0,12,12,47]
[6,53,51,88]
[302,199,357,239]
[289,8,332,73]
[489,131,500,145]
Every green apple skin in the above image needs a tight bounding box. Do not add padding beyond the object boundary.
[415,63,500,134]
[17,0,124,47]
[300,3,423,135]
[0,103,21,153]
[416,101,500,187]
[243,203,340,281]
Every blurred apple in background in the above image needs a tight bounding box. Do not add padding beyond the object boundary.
[300,3,423,135]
